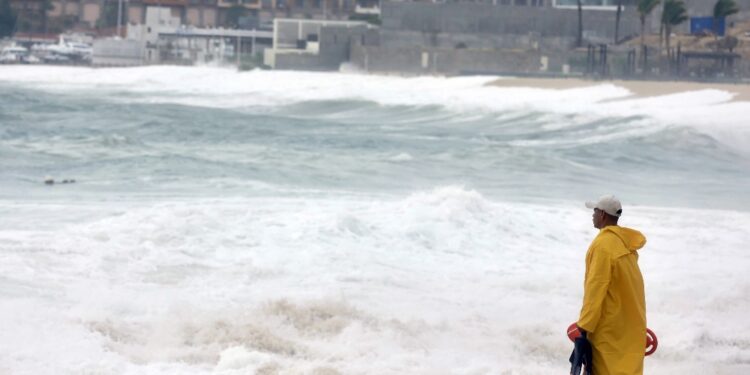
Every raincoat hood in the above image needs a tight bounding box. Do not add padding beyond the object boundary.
[601,226,646,253]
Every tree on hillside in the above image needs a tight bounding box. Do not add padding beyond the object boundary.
[713,0,739,38]
[638,0,661,50]
[615,0,624,44]
[0,0,16,37]
[577,0,583,47]
[661,0,688,58]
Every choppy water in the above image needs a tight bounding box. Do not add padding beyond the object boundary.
[1,66,749,374]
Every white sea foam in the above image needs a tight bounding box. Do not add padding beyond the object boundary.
[388,152,414,162]
[1,66,749,373]
[0,188,748,374]
[1,65,748,153]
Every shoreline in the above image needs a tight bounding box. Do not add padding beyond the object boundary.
[487,76,750,102]
[4,64,750,102]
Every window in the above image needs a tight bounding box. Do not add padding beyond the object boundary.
[555,0,619,6]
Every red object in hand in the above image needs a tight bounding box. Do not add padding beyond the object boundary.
[645,328,658,356]
[567,323,582,341]
[566,323,658,356]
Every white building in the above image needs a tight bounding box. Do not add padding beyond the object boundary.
[93,6,272,66]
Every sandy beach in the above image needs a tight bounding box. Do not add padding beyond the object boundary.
[489,77,750,102]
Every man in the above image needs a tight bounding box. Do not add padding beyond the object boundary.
[576,195,647,375]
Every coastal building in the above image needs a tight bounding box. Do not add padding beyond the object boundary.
[11,0,363,33]
[92,7,273,66]
[13,0,750,36]
[9,0,750,77]
[263,18,375,70]
[344,0,750,76]
[8,0,53,34]
[553,0,631,8]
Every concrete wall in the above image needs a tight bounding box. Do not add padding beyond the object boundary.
[317,24,373,67]
[128,6,144,25]
[351,44,546,75]
[379,29,574,52]
[275,20,327,48]
[273,51,330,70]
[268,22,375,70]
[93,38,143,66]
[381,2,642,44]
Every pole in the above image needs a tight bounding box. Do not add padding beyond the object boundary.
[251,28,256,56]
[117,0,123,37]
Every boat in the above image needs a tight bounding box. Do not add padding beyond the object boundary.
[0,45,40,64]
[46,35,93,60]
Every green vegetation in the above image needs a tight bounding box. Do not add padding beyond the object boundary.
[661,0,688,55]
[349,13,381,26]
[714,0,739,35]
[638,0,660,50]
[714,0,740,21]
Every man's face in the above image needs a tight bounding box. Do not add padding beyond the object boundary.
[592,208,605,229]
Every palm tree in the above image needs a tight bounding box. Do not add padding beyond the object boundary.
[661,0,687,58]
[576,0,583,47]
[638,0,660,50]
[615,0,623,44]
[713,0,739,37]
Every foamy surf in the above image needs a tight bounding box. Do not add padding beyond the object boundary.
[0,189,749,374]
[1,65,748,155]
[1,66,749,374]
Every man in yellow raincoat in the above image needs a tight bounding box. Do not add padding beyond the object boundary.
[577,195,647,375]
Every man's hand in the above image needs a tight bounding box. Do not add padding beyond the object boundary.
[569,332,592,375]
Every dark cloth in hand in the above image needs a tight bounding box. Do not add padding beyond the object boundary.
[569,334,593,375]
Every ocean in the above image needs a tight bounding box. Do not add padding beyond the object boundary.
[0,66,748,374]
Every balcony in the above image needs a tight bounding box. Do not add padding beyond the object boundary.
[217,0,261,8]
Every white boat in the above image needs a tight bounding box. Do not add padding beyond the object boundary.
[46,36,93,59]
[0,45,30,64]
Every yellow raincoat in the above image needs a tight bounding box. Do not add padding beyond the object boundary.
[577,225,647,375]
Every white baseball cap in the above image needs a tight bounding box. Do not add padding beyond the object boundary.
[585,195,622,217]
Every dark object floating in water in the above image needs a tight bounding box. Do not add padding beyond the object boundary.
[44,176,76,185]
